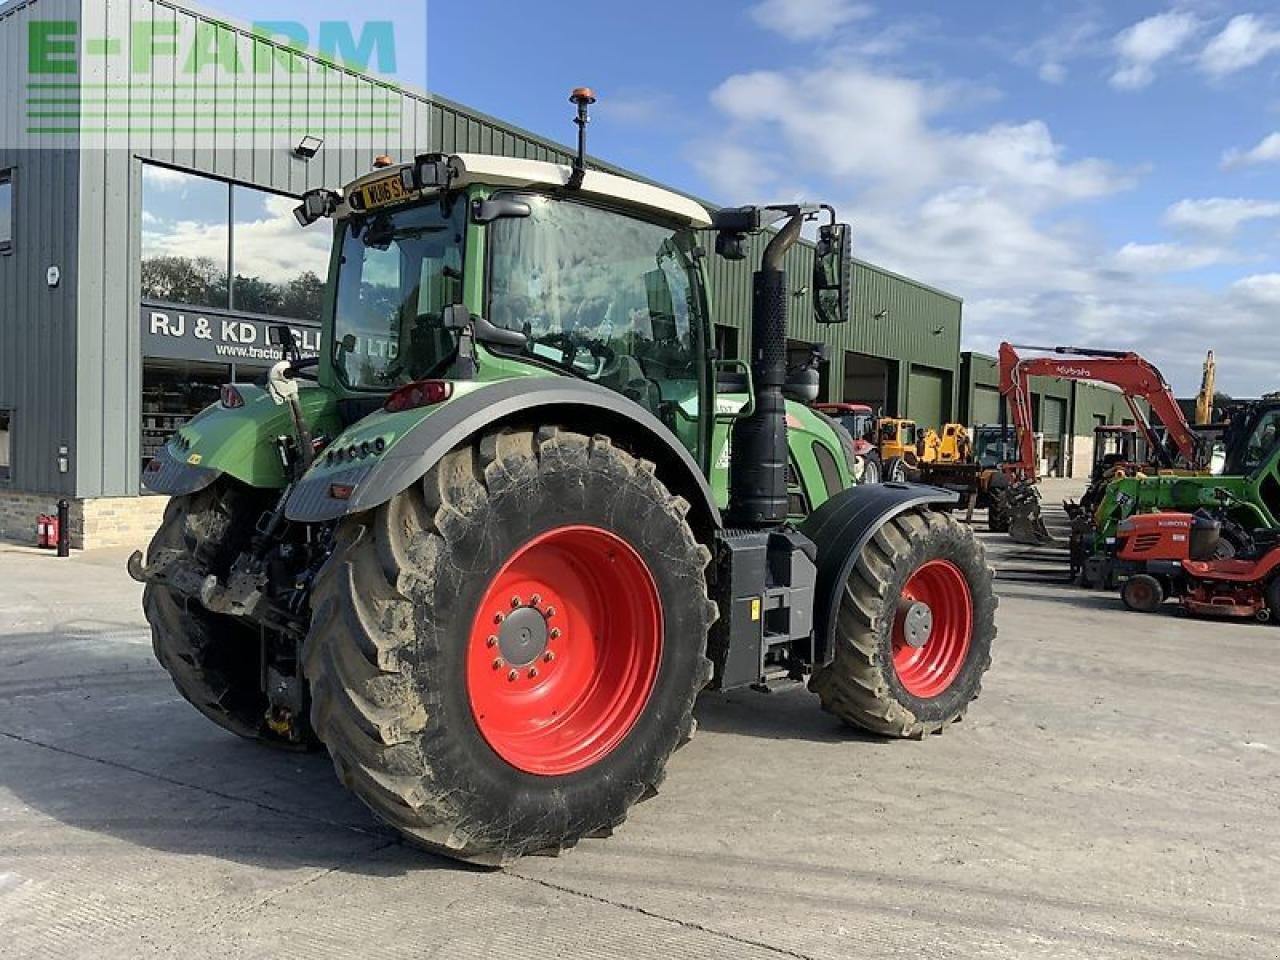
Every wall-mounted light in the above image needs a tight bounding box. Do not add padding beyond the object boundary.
[932,326,945,336]
[874,309,889,321]
[293,136,324,160]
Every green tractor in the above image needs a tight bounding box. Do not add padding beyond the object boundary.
[1081,398,1280,586]
[129,92,997,866]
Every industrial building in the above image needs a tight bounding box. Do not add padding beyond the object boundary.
[2,0,973,547]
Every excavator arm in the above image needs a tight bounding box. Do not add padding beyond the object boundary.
[998,342,1201,483]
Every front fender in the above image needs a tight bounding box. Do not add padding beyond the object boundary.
[799,482,960,669]
[285,378,722,533]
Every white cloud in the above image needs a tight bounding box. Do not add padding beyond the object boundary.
[1221,131,1280,169]
[1199,14,1280,77]
[1111,242,1238,273]
[1109,10,1201,90]
[1015,14,1104,87]
[1039,62,1067,84]
[1163,197,1280,234]
[749,0,874,42]
[1231,272,1280,306]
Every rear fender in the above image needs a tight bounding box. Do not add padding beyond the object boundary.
[798,482,959,669]
[141,384,342,495]
[285,378,722,535]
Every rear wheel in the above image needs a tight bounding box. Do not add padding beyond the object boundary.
[303,427,716,865]
[1121,574,1165,613]
[144,483,306,746]
[809,508,996,738]
[884,457,908,483]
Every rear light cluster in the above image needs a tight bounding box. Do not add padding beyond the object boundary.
[220,384,246,409]
[385,379,452,413]
[326,436,388,467]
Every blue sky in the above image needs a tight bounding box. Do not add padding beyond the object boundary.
[214,1,1279,395]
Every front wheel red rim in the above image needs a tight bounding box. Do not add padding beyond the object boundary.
[466,526,663,776]
[892,559,973,699]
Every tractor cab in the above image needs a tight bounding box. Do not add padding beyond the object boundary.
[1091,425,1145,481]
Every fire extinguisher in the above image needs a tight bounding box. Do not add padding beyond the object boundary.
[36,514,58,549]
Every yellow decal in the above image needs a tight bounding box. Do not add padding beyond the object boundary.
[750,598,762,622]
[187,454,203,465]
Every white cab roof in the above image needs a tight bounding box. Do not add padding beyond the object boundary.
[342,153,713,228]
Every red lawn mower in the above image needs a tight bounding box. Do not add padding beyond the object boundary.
[1115,512,1280,622]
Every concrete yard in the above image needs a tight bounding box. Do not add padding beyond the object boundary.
[1,480,1277,959]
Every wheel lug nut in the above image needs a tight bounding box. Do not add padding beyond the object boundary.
[530,594,542,606]
[507,670,518,682]
[511,596,521,608]
[492,658,505,670]
[543,651,555,663]
[527,667,539,679]
[550,628,561,640]
[494,612,504,624]
[486,635,497,648]
[545,606,556,618]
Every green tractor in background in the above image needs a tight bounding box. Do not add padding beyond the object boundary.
[130,91,997,866]
[1081,398,1280,586]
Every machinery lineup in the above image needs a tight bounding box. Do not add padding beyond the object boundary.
[128,91,999,866]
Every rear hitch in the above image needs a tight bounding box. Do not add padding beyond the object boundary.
[128,548,268,620]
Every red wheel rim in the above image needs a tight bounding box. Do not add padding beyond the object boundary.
[465,525,663,776]
[892,559,973,699]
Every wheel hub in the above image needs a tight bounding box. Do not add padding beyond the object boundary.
[498,606,549,666]
[897,600,933,648]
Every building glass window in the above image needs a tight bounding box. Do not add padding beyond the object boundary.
[0,409,11,480]
[141,165,230,309]
[141,362,227,466]
[232,184,330,322]
[0,170,13,252]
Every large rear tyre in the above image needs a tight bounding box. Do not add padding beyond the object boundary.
[303,427,716,865]
[143,483,306,746]
[884,457,909,483]
[809,508,996,738]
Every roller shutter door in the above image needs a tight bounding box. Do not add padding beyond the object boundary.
[908,365,947,429]
[1043,397,1068,438]
[972,385,1001,426]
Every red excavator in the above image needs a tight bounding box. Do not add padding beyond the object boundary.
[996,342,1203,545]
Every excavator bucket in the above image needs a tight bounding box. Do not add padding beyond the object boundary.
[1003,483,1055,545]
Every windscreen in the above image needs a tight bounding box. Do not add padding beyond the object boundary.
[332,200,466,390]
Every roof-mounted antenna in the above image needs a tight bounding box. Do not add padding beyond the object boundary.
[568,87,596,190]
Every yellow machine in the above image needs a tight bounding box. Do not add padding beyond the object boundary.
[876,418,918,462]
[921,423,972,465]
[1195,350,1216,426]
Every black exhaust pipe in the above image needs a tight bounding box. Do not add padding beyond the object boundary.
[727,213,806,528]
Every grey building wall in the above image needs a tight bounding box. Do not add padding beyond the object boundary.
[0,0,82,497]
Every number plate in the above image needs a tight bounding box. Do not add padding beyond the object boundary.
[358,174,410,210]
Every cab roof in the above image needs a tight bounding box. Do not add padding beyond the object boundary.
[342,153,713,228]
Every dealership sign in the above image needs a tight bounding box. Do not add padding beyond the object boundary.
[141,304,321,365]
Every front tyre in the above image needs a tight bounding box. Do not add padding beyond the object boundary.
[861,453,882,485]
[144,483,306,746]
[809,508,996,738]
[884,457,909,483]
[303,427,716,865]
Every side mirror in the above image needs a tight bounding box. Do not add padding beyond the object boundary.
[293,189,339,227]
[472,196,532,224]
[814,222,852,324]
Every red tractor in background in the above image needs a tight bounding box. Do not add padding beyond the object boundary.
[1115,505,1280,622]
[813,402,880,482]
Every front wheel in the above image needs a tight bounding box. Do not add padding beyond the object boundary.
[883,457,909,483]
[303,427,716,865]
[809,508,996,738]
[861,453,882,485]
[1121,574,1165,613]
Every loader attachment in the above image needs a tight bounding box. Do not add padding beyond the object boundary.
[1003,482,1055,544]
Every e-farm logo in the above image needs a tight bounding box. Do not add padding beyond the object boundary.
[24,16,408,141]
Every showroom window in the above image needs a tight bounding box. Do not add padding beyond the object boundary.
[140,164,329,322]
[0,409,11,481]
[232,184,330,321]
[0,170,13,253]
